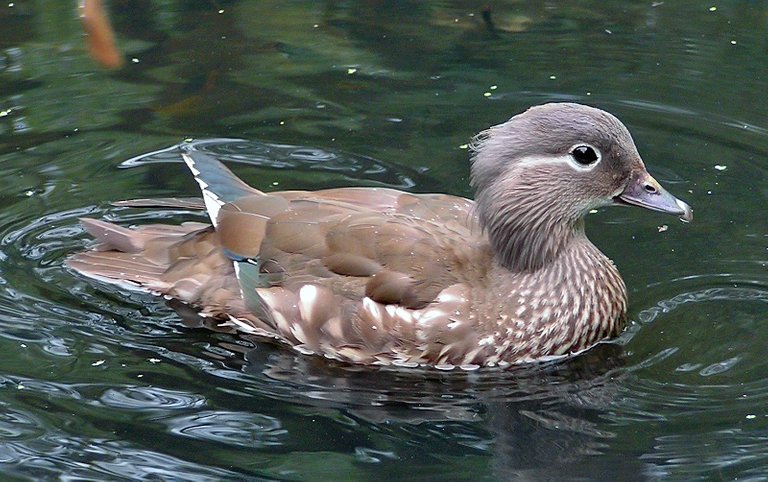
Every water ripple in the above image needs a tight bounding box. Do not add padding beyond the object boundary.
[637,285,768,325]
[164,410,287,448]
[605,274,768,440]
[118,138,428,190]
[0,404,43,441]
[0,437,242,480]
[99,386,207,411]
[641,429,768,480]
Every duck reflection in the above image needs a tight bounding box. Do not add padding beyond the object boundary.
[190,330,646,478]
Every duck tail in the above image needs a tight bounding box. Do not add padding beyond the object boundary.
[180,149,263,227]
[66,218,213,293]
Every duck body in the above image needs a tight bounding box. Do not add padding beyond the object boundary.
[68,103,691,368]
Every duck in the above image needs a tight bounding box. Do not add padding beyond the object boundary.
[67,103,692,369]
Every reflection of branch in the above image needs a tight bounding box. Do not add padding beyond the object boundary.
[482,5,496,33]
[80,0,124,69]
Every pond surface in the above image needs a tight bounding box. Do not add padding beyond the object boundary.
[1,1,767,479]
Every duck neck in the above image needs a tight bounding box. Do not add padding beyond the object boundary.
[477,191,583,273]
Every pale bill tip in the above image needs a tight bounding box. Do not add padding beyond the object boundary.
[676,199,693,223]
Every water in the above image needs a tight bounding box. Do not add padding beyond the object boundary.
[1,1,767,479]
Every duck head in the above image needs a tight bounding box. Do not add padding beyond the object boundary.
[471,102,692,272]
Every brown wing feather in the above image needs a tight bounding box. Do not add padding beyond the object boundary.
[247,189,481,308]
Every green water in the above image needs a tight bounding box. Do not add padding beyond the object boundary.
[1,1,767,479]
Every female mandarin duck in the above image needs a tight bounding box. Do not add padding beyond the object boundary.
[68,103,692,369]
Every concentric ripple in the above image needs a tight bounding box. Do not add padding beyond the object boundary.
[118,138,431,190]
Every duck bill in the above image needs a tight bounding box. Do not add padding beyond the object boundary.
[614,170,693,222]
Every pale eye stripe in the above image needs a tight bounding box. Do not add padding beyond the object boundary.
[515,153,573,168]
[516,147,602,172]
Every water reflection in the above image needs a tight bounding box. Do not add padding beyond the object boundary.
[193,332,641,478]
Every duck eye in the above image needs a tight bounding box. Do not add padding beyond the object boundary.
[571,145,599,165]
